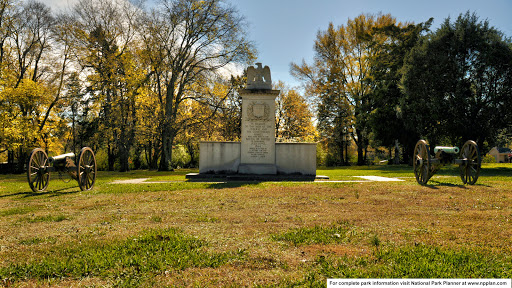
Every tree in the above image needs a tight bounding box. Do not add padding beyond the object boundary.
[174,79,238,167]
[68,0,143,171]
[0,0,17,161]
[133,80,162,170]
[292,13,398,165]
[138,0,255,171]
[274,81,316,141]
[0,0,16,67]
[401,12,512,150]
[216,75,244,141]
[367,19,432,163]
[0,0,67,172]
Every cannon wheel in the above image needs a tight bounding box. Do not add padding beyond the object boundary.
[27,148,50,192]
[459,140,480,185]
[413,140,431,185]
[77,147,97,191]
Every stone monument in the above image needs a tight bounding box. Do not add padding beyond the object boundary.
[192,63,318,179]
[238,63,280,174]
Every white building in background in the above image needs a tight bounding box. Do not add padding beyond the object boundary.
[488,147,512,163]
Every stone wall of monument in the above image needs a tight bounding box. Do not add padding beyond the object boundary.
[199,141,240,174]
[275,143,317,175]
[198,141,316,175]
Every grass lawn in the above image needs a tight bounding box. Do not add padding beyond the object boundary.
[0,164,511,287]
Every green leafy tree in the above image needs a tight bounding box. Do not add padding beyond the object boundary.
[68,0,144,171]
[401,12,512,149]
[368,19,432,163]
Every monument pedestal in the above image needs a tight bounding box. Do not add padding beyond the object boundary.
[239,89,279,175]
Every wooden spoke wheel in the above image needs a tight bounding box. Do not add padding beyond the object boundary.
[413,140,431,185]
[459,140,480,185]
[27,148,50,192]
[77,147,97,191]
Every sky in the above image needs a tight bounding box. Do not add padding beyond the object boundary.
[44,0,512,88]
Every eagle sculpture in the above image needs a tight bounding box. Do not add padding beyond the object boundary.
[246,63,271,90]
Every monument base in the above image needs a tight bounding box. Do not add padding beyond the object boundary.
[238,163,277,175]
[186,173,328,181]
[198,141,318,176]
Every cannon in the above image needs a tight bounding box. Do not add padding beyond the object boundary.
[413,140,481,185]
[26,147,97,192]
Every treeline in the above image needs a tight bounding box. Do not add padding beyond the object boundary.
[293,12,512,165]
[0,0,316,172]
[1,0,511,172]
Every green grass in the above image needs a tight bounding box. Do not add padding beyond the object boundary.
[272,221,512,286]
[195,214,221,223]
[292,245,512,287]
[0,206,38,216]
[0,228,243,285]
[317,165,413,179]
[18,236,57,245]
[318,163,512,181]
[1,164,510,196]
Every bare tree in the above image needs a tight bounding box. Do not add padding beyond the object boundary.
[138,0,255,171]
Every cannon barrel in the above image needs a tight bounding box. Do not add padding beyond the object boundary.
[48,152,75,164]
[433,146,459,154]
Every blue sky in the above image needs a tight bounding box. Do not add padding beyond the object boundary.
[227,0,512,88]
[45,0,512,88]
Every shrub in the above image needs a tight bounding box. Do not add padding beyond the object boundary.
[482,154,496,163]
[171,145,191,168]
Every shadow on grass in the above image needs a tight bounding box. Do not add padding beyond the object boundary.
[0,187,81,199]
[479,167,512,177]
[420,181,468,189]
[186,173,316,189]
[341,164,512,178]
[420,181,491,189]
[203,181,263,189]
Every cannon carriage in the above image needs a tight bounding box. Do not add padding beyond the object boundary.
[26,147,97,192]
[413,140,481,185]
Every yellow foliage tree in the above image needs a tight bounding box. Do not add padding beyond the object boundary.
[292,13,402,165]
[0,0,71,171]
[274,81,317,142]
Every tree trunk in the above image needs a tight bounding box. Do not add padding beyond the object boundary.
[146,141,159,170]
[354,129,366,166]
[337,138,345,166]
[119,143,129,172]
[118,119,132,172]
[108,142,115,171]
[159,128,175,171]
[357,144,364,166]
[16,147,26,174]
[185,141,198,168]
[8,150,14,172]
